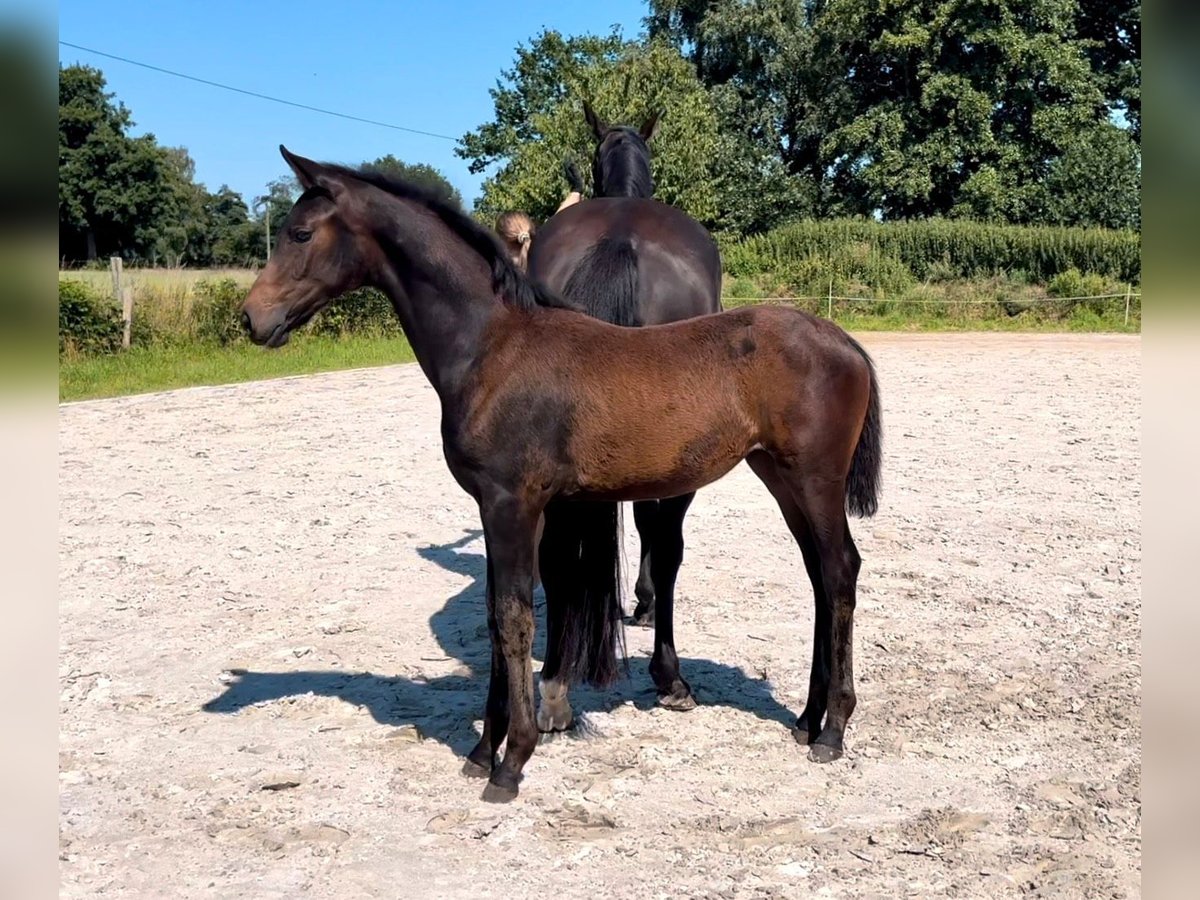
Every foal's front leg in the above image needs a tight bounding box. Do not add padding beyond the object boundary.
[474,491,541,802]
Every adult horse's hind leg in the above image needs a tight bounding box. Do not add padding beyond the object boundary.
[745,451,831,743]
[631,500,658,625]
[647,492,696,710]
[535,501,580,734]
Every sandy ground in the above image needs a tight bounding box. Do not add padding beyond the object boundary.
[59,332,1141,898]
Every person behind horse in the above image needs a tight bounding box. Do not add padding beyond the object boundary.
[495,160,584,271]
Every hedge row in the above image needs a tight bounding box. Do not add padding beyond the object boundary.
[720,218,1141,284]
[59,278,400,356]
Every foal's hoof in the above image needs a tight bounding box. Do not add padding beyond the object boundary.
[480,777,518,806]
[808,742,844,764]
[657,683,697,711]
[461,759,492,779]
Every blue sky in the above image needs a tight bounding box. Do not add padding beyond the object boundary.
[58,0,649,208]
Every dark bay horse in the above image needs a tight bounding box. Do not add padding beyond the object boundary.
[241,146,882,802]
[527,103,723,723]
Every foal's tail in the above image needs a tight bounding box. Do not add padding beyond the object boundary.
[559,501,628,687]
[845,336,883,518]
[563,237,640,327]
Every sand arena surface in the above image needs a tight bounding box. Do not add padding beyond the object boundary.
[59,332,1140,897]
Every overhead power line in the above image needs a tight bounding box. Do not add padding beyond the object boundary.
[58,40,459,142]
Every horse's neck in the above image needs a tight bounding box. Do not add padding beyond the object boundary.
[600,155,653,198]
[373,216,497,404]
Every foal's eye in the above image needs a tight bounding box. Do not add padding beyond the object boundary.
[291,228,313,243]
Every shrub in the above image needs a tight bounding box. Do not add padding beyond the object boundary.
[59,279,122,355]
[722,218,1141,284]
[1047,268,1124,315]
[191,278,248,345]
[311,288,400,337]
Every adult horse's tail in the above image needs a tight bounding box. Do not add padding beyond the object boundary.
[563,237,640,327]
[845,336,883,518]
[555,235,638,686]
[557,502,628,686]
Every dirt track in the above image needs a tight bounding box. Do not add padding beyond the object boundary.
[59,332,1141,898]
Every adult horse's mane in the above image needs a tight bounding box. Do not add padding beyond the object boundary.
[594,128,653,199]
[325,162,575,313]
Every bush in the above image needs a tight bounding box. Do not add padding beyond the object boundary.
[59,279,122,355]
[310,288,399,337]
[722,218,1141,284]
[191,278,248,345]
[1047,268,1124,315]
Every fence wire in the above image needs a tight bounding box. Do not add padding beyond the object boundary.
[719,292,1141,304]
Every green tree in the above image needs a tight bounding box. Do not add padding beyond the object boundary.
[58,64,179,261]
[251,176,300,260]
[1075,0,1140,139]
[205,186,259,266]
[458,29,628,176]
[462,32,809,233]
[815,0,1116,222]
[1038,123,1140,230]
[363,155,463,208]
[154,146,212,266]
[647,0,1140,226]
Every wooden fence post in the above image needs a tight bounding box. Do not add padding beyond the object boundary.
[827,278,833,320]
[1124,284,1131,327]
[121,286,133,350]
[110,257,131,349]
[110,256,122,300]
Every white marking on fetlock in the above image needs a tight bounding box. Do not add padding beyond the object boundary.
[537,678,574,732]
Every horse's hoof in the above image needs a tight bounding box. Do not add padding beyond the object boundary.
[632,612,655,628]
[461,759,492,779]
[657,686,697,711]
[808,742,843,764]
[536,702,574,733]
[481,779,519,803]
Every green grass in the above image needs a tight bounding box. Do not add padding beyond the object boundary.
[60,333,415,403]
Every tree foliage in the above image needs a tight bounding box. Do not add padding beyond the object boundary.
[363,155,463,209]
[640,0,1139,228]
[458,31,812,233]
[57,64,460,266]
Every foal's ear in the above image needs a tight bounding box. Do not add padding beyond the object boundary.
[640,111,662,142]
[583,101,608,140]
[279,145,344,197]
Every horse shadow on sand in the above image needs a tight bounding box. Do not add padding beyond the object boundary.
[203,527,797,757]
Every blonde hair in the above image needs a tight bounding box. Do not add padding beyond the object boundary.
[495,211,536,271]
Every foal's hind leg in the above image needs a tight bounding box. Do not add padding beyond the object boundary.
[793,475,861,763]
[631,500,658,625]
[646,492,696,709]
[463,544,505,777]
[470,491,542,802]
[746,451,831,743]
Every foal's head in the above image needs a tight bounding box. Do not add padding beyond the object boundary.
[583,101,660,199]
[241,146,377,347]
[242,146,573,347]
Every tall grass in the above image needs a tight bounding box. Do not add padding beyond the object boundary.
[720,218,1141,284]
[59,268,259,347]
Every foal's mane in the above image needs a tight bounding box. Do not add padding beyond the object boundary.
[326,163,575,313]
